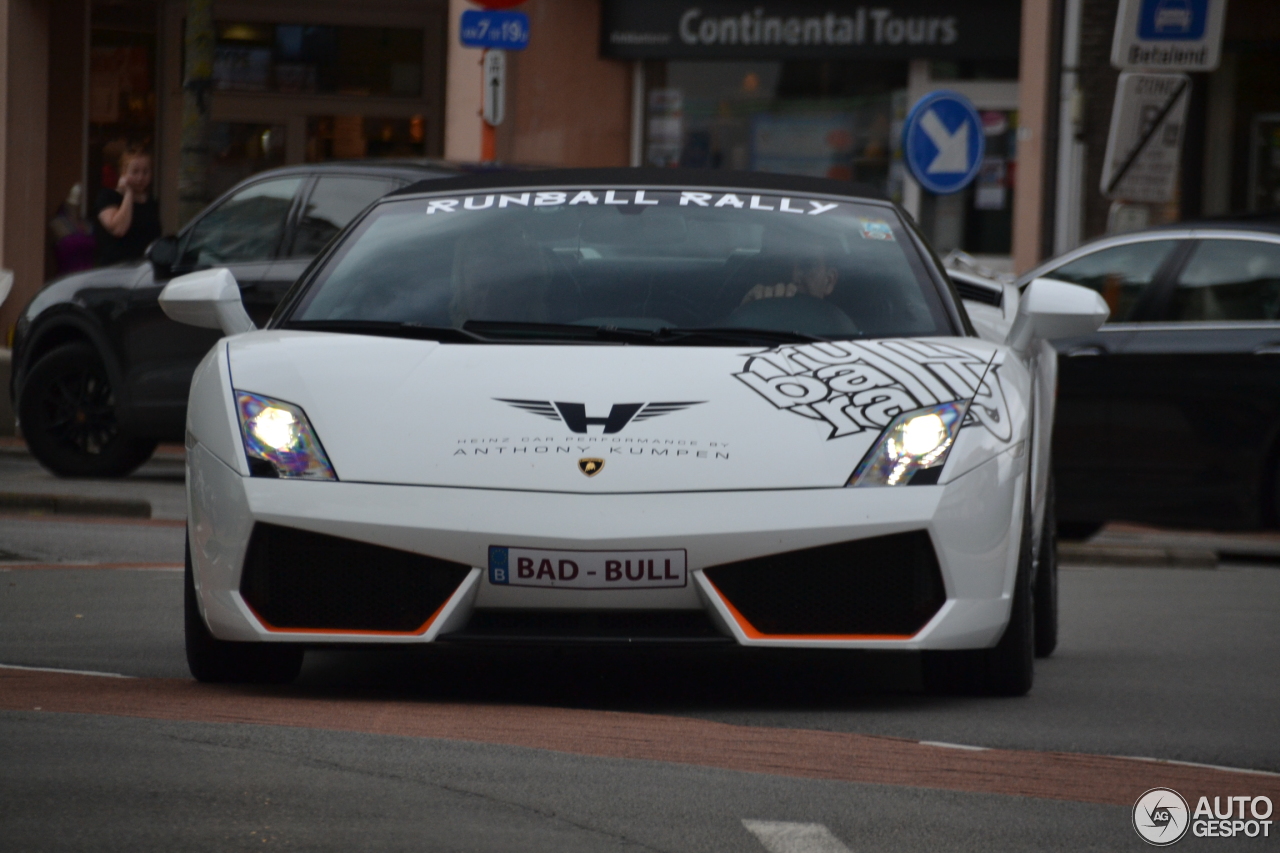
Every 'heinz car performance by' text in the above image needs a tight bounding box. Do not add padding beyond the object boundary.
[162,170,1107,695]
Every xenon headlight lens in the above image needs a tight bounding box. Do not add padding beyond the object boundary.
[848,401,968,487]
[236,391,336,480]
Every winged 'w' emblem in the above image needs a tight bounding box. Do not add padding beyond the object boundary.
[496,400,704,434]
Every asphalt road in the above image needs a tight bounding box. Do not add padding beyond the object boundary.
[2,450,1278,851]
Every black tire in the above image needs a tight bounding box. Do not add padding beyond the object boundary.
[17,343,157,478]
[185,537,303,685]
[923,493,1035,697]
[1034,475,1059,658]
[983,500,1036,696]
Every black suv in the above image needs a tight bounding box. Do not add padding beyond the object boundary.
[11,160,459,477]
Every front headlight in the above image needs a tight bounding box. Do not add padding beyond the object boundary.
[848,401,967,487]
[235,391,336,480]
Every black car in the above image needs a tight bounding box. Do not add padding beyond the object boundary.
[11,160,460,477]
[1016,223,1280,534]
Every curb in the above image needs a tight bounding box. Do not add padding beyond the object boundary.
[1058,542,1218,569]
[0,492,152,519]
[0,440,185,461]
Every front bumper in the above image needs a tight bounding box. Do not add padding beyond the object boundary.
[188,440,1026,650]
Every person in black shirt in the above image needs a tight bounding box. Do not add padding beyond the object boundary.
[94,147,161,266]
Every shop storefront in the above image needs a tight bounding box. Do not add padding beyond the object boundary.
[601,0,1023,258]
[81,0,447,232]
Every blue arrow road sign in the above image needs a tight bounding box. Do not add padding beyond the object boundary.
[460,10,530,50]
[902,91,985,195]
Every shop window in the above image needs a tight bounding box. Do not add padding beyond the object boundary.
[643,60,904,188]
[917,109,1018,256]
[928,59,1019,81]
[306,116,426,161]
[213,22,422,97]
[208,123,287,200]
[88,7,156,198]
[1250,114,1280,212]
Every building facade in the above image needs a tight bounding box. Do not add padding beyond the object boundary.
[18,0,1226,341]
[0,0,450,336]
[1057,0,1280,251]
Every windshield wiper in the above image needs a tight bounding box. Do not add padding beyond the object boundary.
[461,320,657,343]
[282,319,485,343]
[650,326,829,345]
[462,320,830,346]
[289,318,832,346]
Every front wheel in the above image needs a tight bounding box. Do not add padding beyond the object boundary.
[924,494,1035,697]
[18,343,156,477]
[185,538,303,684]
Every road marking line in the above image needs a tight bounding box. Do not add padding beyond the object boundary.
[1121,755,1280,778]
[0,663,132,678]
[920,740,990,751]
[743,821,852,853]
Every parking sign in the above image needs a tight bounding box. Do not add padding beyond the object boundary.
[1111,0,1225,71]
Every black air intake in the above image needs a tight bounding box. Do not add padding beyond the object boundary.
[240,523,471,633]
[703,531,945,636]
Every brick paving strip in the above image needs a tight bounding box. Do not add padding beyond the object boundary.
[2,666,1276,806]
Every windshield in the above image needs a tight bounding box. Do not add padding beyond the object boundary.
[287,187,953,341]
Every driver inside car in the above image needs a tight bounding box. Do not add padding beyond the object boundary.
[727,234,859,336]
[740,246,839,306]
[449,228,552,326]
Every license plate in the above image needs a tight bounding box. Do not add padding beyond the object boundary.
[488,546,687,589]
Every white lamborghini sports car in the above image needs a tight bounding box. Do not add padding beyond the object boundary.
[161,170,1107,695]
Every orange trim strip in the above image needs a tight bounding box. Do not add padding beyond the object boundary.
[704,576,917,641]
[245,591,456,637]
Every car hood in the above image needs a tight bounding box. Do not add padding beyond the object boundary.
[226,331,1002,492]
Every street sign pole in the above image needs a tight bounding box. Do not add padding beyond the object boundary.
[480,49,506,162]
[460,7,525,164]
[480,50,495,162]
[1101,0,1223,230]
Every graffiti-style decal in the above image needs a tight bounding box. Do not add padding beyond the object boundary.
[734,339,1011,441]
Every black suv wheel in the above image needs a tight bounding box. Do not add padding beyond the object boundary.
[17,343,156,477]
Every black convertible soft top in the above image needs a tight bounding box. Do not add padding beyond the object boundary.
[391,167,890,204]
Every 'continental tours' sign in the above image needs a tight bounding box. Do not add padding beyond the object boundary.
[601,0,1021,60]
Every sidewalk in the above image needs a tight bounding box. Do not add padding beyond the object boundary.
[0,439,186,521]
[1062,522,1280,568]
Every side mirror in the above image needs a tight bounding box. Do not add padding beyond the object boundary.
[1006,277,1109,354]
[158,267,256,336]
[146,235,180,279]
